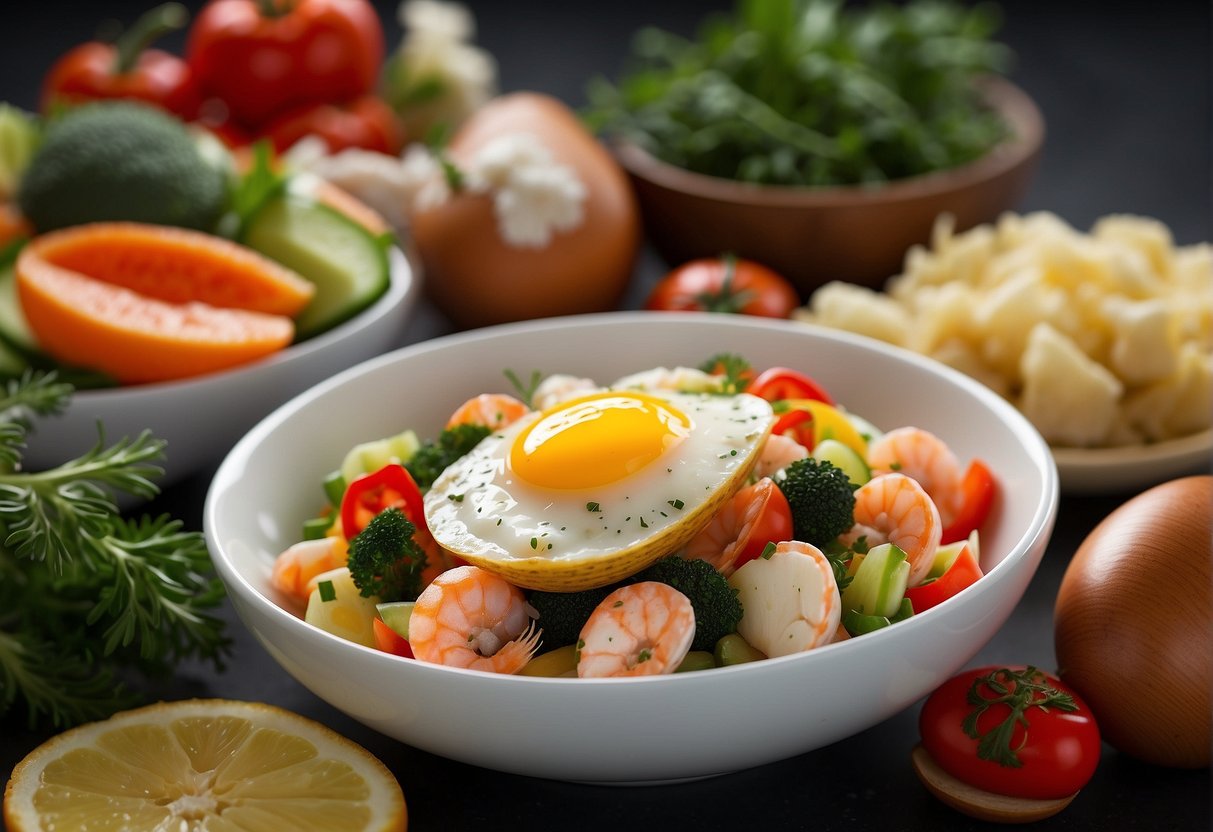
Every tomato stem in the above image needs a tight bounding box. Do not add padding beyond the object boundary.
[962,667,1079,768]
[255,0,296,19]
[112,2,188,75]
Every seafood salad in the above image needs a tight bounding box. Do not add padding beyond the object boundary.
[269,355,998,678]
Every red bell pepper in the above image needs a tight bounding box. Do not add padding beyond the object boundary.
[941,459,997,545]
[747,367,834,406]
[905,540,983,613]
[339,463,425,541]
[372,617,414,658]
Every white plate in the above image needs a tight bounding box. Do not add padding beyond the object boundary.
[1053,429,1213,495]
[205,313,1059,783]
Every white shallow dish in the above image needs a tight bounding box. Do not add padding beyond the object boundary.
[204,313,1059,784]
[22,247,418,490]
[1053,429,1213,495]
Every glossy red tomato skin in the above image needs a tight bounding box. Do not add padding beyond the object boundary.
[41,43,202,119]
[264,95,404,154]
[186,0,384,128]
[646,257,799,318]
[920,666,1101,800]
[731,478,794,571]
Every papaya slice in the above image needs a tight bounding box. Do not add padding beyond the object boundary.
[26,222,314,316]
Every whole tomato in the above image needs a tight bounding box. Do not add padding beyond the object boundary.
[646,254,799,318]
[41,3,201,118]
[186,0,384,128]
[263,95,404,154]
[919,665,1101,801]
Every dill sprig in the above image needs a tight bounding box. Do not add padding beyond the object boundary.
[0,371,229,729]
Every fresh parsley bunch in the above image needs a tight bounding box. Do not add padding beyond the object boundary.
[586,0,1013,187]
[0,372,228,729]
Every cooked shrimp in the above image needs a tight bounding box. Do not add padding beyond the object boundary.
[576,582,696,678]
[845,472,941,587]
[446,393,531,431]
[271,536,347,604]
[867,427,963,524]
[531,373,600,410]
[752,433,809,480]
[683,477,792,577]
[729,540,841,657]
[408,565,542,673]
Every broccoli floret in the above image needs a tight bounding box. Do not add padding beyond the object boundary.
[527,585,615,650]
[405,423,491,490]
[777,457,856,548]
[631,557,742,652]
[346,508,428,602]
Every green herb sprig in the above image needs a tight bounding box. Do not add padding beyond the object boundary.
[963,666,1078,768]
[586,0,1012,187]
[0,372,228,729]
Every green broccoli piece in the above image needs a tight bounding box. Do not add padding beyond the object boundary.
[631,557,742,652]
[527,585,615,650]
[405,423,491,490]
[346,508,428,602]
[777,457,856,548]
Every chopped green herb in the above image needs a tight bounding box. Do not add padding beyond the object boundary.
[586,501,601,512]
[317,580,336,603]
[669,499,685,510]
[761,541,778,560]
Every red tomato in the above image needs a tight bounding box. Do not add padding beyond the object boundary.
[941,459,997,544]
[372,617,414,658]
[706,477,794,573]
[646,255,799,318]
[263,95,404,154]
[904,541,983,612]
[339,463,425,541]
[920,666,1101,800]
[41,4,201,118]
[747,367,834,406]
[186,0,385,128]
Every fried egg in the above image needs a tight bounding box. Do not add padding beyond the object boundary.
[424,388,775,591]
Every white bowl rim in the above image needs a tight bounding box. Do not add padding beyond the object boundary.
[205,311,1060,686]
[64,245,416,401]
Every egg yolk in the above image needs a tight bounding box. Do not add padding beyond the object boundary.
[510,391,691,489]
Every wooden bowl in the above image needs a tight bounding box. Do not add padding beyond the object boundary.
[615,77,1044,296]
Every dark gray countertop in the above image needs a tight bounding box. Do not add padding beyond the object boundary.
[2,2,1209,830]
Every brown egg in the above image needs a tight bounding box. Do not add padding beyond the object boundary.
[1054,475,1212,768]
[410,92,641,329]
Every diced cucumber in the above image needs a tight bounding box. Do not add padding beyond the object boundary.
[812,438,871,486]
[323,471,347,507]
[713,633,765,666]
[301,516,333,541]
[841,542,910,619]
[339,429,421,485]
[845,412,884,445]
[376,600,416,640]
[241,195,390,339]
[675,651,717,673]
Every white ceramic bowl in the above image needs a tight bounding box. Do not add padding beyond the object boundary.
[204,313,1058,784]
[22,247,418,490]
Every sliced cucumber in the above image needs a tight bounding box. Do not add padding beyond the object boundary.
[376,600,416,640]
[841,542,910,619]
[241,195,390,339]
[812,438,871,486]
[340,429,421,485]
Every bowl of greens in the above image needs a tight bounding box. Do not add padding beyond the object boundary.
[587,0,1044,294]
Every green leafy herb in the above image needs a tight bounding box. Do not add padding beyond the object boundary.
[504,368,543,405]
[699,352,753,394]
[586,501,601,512]
[585,0,1012,187]
[222,140,287,238]
[963,666,1078,768]
[0,372,228,729]
[317,580,337,602]
[760,541,777,559]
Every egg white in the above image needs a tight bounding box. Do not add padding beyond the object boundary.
[424,390,774,565]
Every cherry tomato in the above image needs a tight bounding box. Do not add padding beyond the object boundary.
[372,617,414,658]
[646,254,799,318]
[41,3,201,118]
[904,540,983,612]
[747,367,834,406]
[186,0,384,128]
[731,477,795,571]
[339,463,425,541]
[941,459,997,544]
[263,94,404,154]
[920,666,1101,800]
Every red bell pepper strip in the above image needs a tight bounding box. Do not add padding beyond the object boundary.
[372,617,414,658]
[771,408,814,450]
[340,463,425,541]
[747,367,834,406]
[905,541,983,613]
[940,459,997,545]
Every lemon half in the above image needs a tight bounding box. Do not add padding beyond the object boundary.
[3,699,406,832]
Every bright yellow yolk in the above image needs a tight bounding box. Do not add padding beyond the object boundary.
[510,391,690,489]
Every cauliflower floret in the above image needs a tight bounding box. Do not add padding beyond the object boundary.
[794,281,911,347]
[1102,297,1180,386]
[1019,323,1124,447]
